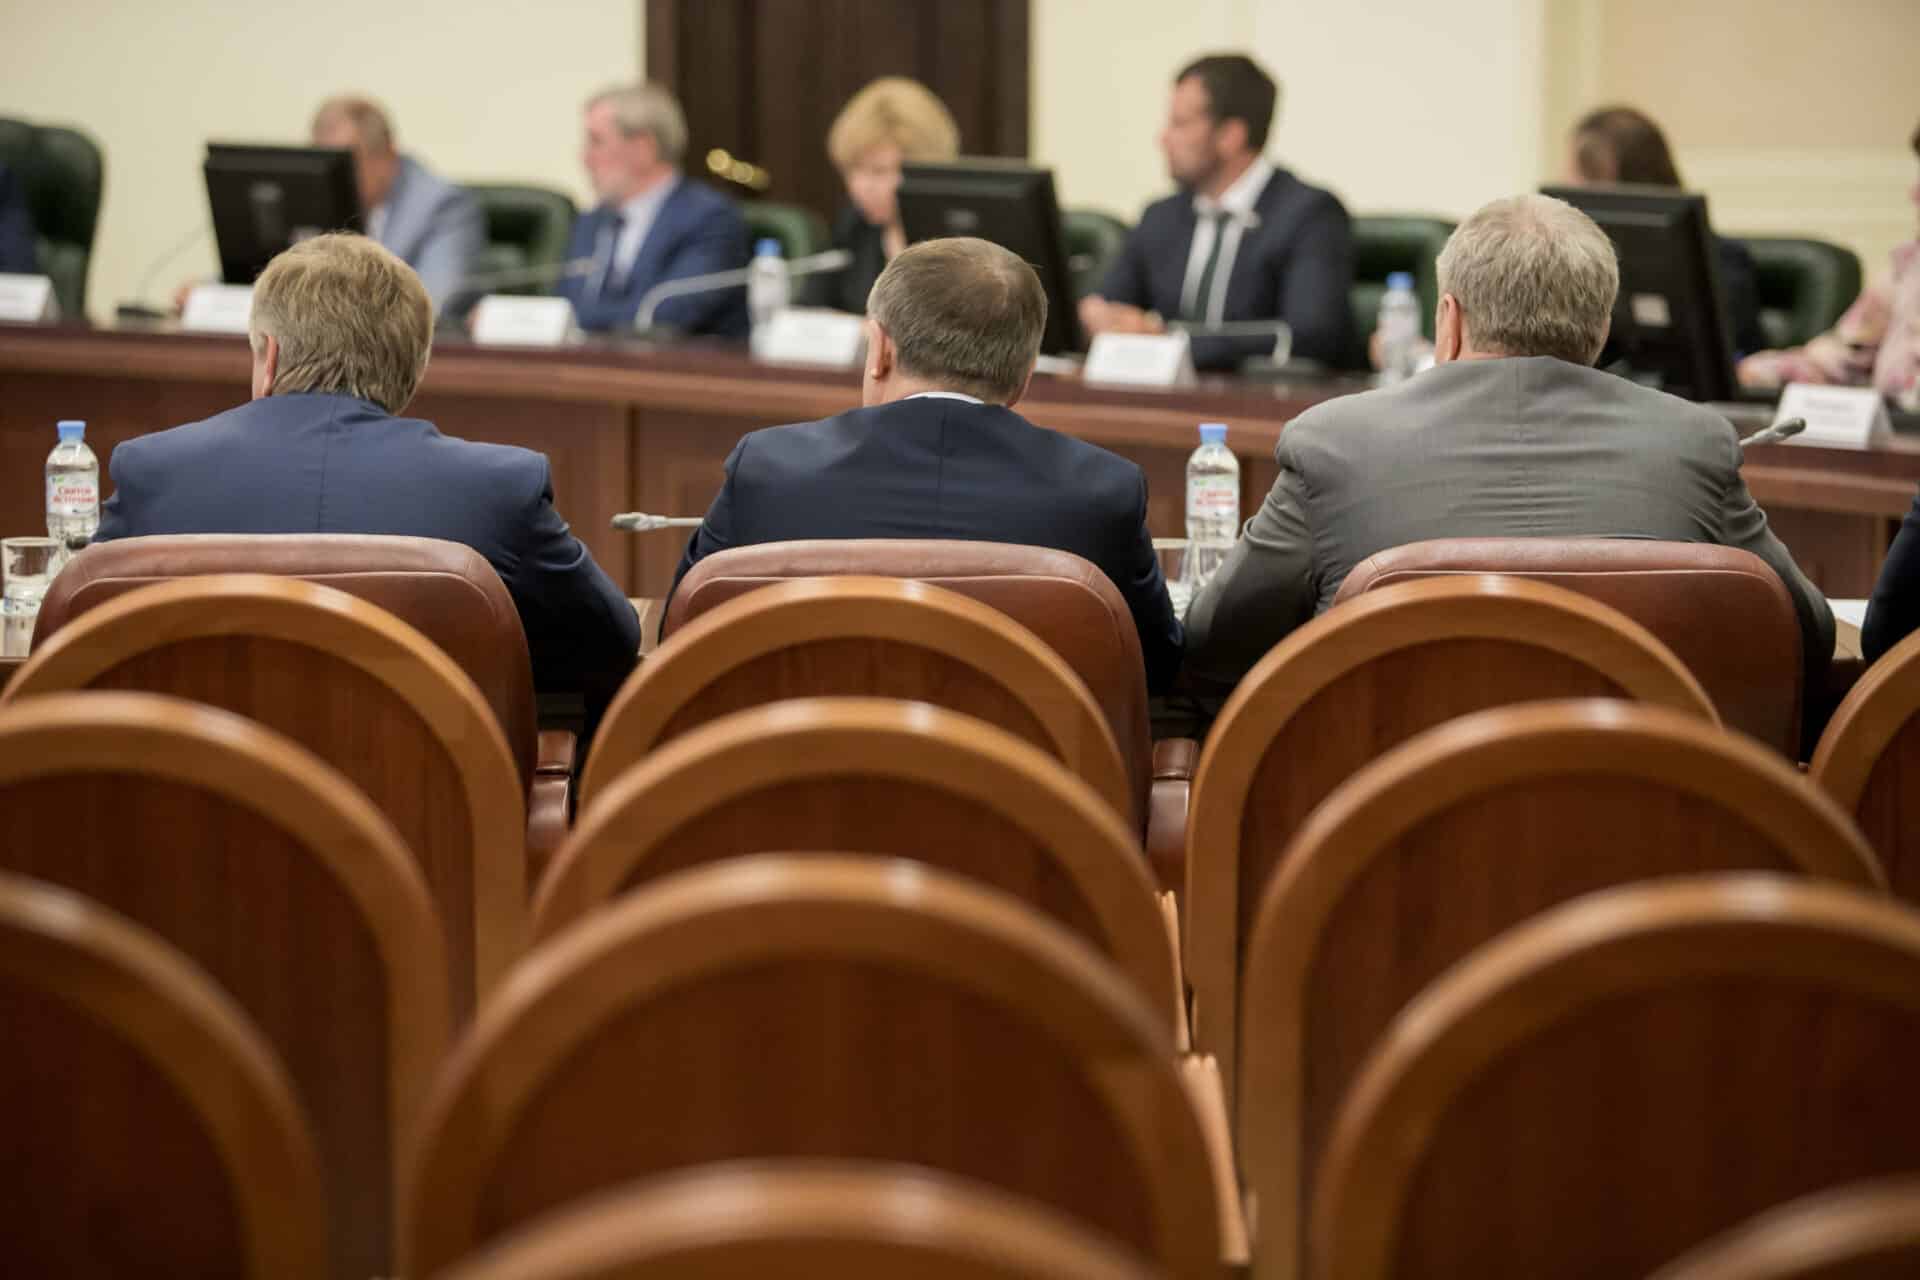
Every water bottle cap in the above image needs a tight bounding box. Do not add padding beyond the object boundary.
[1198,422,1228,444]
[755,238,784,257]
[56,420,85,441]
[1386,271,1415,292]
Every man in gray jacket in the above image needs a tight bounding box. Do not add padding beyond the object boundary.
[1185,191,1830,686]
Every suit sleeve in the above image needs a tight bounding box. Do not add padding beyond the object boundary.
[1182,428,1318,683]
[0,165,35,275]
[1277,194,1355,367]
[1716,426,1833,687]
[1096,217,1154,309]
[667,435,747,606]
[411,188,485,317]
[1863,492,1920,663]
[1115,470,1184,695]
[649,206,752,336]
[504,458,641,729]
[92,439,144,542]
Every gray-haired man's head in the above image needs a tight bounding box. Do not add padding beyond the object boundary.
[1435,193,1620,366]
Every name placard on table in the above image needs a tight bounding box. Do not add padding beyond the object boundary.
[179,284,254,334]
[0,273,58,324]
[750,307,866,368]
[1772,382,1890,450]
[1083,332,1197,388]
[470,295,578,347]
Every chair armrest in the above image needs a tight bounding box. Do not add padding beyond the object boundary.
[1160,890,1190,1053]
[1180,1052,1250,1267]
[536,729,577,776]
[526,730,578,894]
[1149,737,1198,896]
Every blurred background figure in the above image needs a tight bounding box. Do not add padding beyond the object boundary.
[0,162,35,274]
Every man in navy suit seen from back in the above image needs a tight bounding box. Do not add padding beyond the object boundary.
[94,233,641,733]
[557,82,750,338]
[1080,53,1354,372]
[672,236,1184,693]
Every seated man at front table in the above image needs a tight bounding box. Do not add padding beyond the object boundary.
[558,82,750,338]
[310,95,483,317]
[671,236,1183,693]
[1185,192,1831,688]
[1080,53,1354,372]
[94,233,641,732]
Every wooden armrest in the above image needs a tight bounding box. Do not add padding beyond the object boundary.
[1148,736,1197,896]
[536,729,577,776]
[1160,890,1190,1053]
[1180,1052,1250,1267]
[527,730,578,895]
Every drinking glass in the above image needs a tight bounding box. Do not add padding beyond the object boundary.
[1155,537,1192,618]
[2,536,60,657]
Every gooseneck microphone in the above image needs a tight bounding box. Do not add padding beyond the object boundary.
[610,512,703,532]
[115,224,213,320]
[632,248,853,331]
[1738,416,1807,458]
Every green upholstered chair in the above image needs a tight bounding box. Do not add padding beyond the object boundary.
[1738,235,1864,351]
[0,117,104,319]
[742,200,828,261]
[463,183,577,296]
[1349,214,1453,365]
[1063,208,1131,299]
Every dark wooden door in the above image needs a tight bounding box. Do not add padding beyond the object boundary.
[646,0,1030,222]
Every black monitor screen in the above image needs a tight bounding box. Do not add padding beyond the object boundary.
[898,160,1082,355]
[1542,184,1735,402]
[205,144,361,284]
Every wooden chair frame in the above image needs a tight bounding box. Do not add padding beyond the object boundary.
[1649,1177,1920,1280]
[1811,627,1920,896]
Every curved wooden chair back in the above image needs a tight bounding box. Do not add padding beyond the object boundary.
[436,1162,1162,1280]
[1310,877,1920,1279]
[1812,628,1920,903]
[0,871,327,1279]
[0,692,451,1280]
[580,577,1131,824]
[1649,1178,1920,1280]
[3,573,527,1015]
[1186,576,1716,1101]
[405,856,1223,1278]
[1239,700,1884,1280]
[534,698,1178,1035]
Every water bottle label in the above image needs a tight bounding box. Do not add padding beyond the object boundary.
[1186,479,1239,516]
[47,478,98,516]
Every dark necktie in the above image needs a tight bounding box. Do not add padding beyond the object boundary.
[1184,210,1231,323]
[588,213,628,300]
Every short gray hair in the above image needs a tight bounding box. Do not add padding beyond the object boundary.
[311,95,394,152]
[586,82,687,164]
[249,233,433,414]
[867,237,1046,403]
[1436,193,1620,365]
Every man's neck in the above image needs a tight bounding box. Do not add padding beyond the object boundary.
[1197,151,1258,201]
[616,166,676,207]
[870,374,998,406]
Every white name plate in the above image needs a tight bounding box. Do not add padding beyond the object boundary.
[1773,382,1889,450]
[180,283,254,334]
[0,273,58,323]
[1083,331,1196,388]
[471,294,577,347]
[752,306,865,367]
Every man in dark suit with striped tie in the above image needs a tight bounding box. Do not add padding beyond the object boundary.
[1079,54,1355,372]
[557,82,751,337]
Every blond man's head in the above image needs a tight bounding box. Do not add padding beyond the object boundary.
[248,233,433,414]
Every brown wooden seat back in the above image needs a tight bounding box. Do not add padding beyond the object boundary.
[0,871,327,1279]
[1649,1178,1920,1280]
[405,856,1222,1278]
[0,692,449,1280]
[4,574,527,1015]
[1187,575,1716,1102]
[1334,537,1805,753]
[1812,628,1920,904]
[587,576,1130,823]
[436,1162,1162,1280]
[1239,700,1884,1280]
[1311,877,1920,1279]
[664,540,1154,820]
[533,698,1178,1036]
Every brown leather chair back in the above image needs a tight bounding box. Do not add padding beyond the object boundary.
[38,534,538,787]
[0,693,445,1280]
[533,699,1181,1039]
[1311,877,1920,1279]
[405,856,1224,1278]
[1333,537,1806,754]
[665,541,1153,820]
[1812,628,1920,905]
[6,575,527,1021]
[0,870,327,1280]
[1187,575,1716,1104]
[1649,1178,1920,1280]
[436,1163,1161,1280]
[1239,700,1884,1280]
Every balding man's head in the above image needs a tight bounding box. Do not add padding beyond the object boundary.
[864,237,1047,404]
[311,95,400,212]
[1435,193,1620,366]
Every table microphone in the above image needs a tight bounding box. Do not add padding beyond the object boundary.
[633,249,853,331]
[1738,416,1807,458]
[115,224,213,321]
[610,512,703,532]
[453,256,597,294]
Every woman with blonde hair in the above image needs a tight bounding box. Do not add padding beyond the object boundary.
[812,77,960,313]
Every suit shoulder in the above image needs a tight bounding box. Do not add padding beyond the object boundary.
[679,180,745,223]
[1264,169,1349,222]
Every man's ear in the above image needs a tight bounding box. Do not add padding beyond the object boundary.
[866,319,894,381]
[1006,361,1037,409]
[1433,294,1464,364]
[250,332,280,400]
[1216,117,1250,160]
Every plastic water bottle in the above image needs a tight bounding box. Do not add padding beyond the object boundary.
[46,420,99,556]
[746,237,790,357]
[1184,422,1240,594]
[1376,271,1422,385]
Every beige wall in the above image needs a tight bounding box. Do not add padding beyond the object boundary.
[0,0,640,321]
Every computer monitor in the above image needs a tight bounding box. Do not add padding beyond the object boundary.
[204,144,362,284]
[898,160,1082,355]
[1541,183,1736,402]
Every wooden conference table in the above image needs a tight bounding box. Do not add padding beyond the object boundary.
[3,322,1917,600]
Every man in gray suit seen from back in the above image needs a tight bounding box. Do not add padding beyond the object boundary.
[1185,191,1830,687]
[311,95,483,316]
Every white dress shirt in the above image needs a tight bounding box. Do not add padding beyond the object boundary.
[1179,156,1274,325]
[904,391,985,404]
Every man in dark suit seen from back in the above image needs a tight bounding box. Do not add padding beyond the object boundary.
[94,233,641,733]
[1080,53,1355,371]
[672,236,1184,693]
